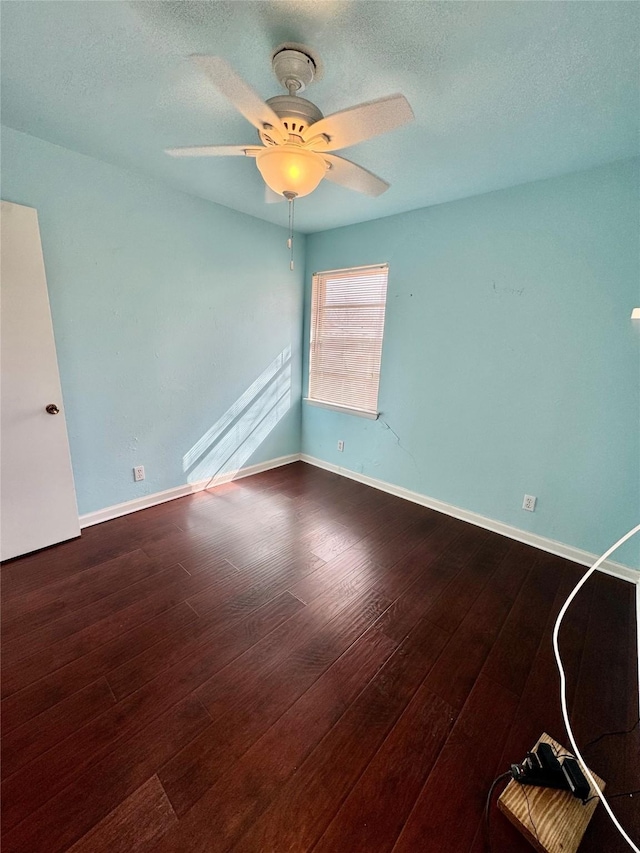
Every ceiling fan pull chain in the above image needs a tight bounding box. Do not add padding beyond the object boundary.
[284,191,296,271]
[290,196,296,270]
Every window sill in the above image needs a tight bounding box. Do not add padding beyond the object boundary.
[303,398,379,420]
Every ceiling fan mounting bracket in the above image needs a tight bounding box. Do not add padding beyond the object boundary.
[271,44,322,94]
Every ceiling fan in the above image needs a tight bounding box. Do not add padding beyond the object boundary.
[166,44,415,203]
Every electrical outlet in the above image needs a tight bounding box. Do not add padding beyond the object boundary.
[133,465,145,482]
[337,440,344,452]
[522,494,537,512]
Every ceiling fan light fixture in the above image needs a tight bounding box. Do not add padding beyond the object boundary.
[256,144,326,198]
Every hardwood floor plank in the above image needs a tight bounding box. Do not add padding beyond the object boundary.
[175,482,295,524]
[194,586,392,726]
[161,598,395,817]
[487,539,543,602]
[572,574,635,745]
[474,563,594,853]
[139,524,253,572]
[0,564,231,697]
[312,687,455,853]
[391,675,520,853]
[185,548,325,617]
[224,525,327,574]
[1,550,166,641]
[621,591,640,813]
[495,564,593,767]
[106,555,321,701]
[287,513,459,613]
[305,520,365,563]
[229,618,451,853]
[1,518,183,601]
[420,571,523,712]
[1,592,304,832]
[287,549,387,609]
[479,553,565,698]
[423,534,514,634]
[66,775,177,853]
[1,601,199,731]
[471,567,593,853]
[151,628,399,853]
[1,462,635,853]
[1,677,116,779]
[341,509,438,561]
[371,524,479,603]
[0,563,191,669]
[285,532,405,606]
[374,526,489,645]
[1,698,209,853]
[282,514,448,614]
[569,573,638,853]
[328,499,413,540]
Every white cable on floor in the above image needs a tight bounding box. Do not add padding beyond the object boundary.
[552,521,640,853]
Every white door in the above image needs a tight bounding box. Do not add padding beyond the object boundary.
[1,201,80,561]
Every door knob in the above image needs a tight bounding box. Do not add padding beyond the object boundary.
[45,404,60,415]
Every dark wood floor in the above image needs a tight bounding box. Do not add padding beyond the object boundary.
[1,462,638,852]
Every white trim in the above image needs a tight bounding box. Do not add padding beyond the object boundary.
[79,454,300,528]
[303,398,379,420]
[300,454,640,584]
[312,263,388,277]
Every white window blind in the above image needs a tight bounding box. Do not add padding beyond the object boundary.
[308,264,389,416]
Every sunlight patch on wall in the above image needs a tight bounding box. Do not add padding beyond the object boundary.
[183,346,292,486]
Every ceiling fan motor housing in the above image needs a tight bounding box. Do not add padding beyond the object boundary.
[263,95,324,143]
[257,45,326,146]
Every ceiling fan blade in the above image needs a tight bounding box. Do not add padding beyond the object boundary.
[322,154,390,197]
[165,145,261,158]
[265,186,285,204]
[191,55,286,135]
[305,94,414,152]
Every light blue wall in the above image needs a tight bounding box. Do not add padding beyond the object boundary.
[3,127,637,567]
[1,126,304,515]
[303,160,640,568]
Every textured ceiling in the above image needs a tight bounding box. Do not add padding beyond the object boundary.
[2,1,638,233]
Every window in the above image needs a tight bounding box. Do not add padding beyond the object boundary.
[307,264,389,418]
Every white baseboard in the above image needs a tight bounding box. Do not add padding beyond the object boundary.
[300,454,640,586]
[78,454,300,528]
[79,449,639,587]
